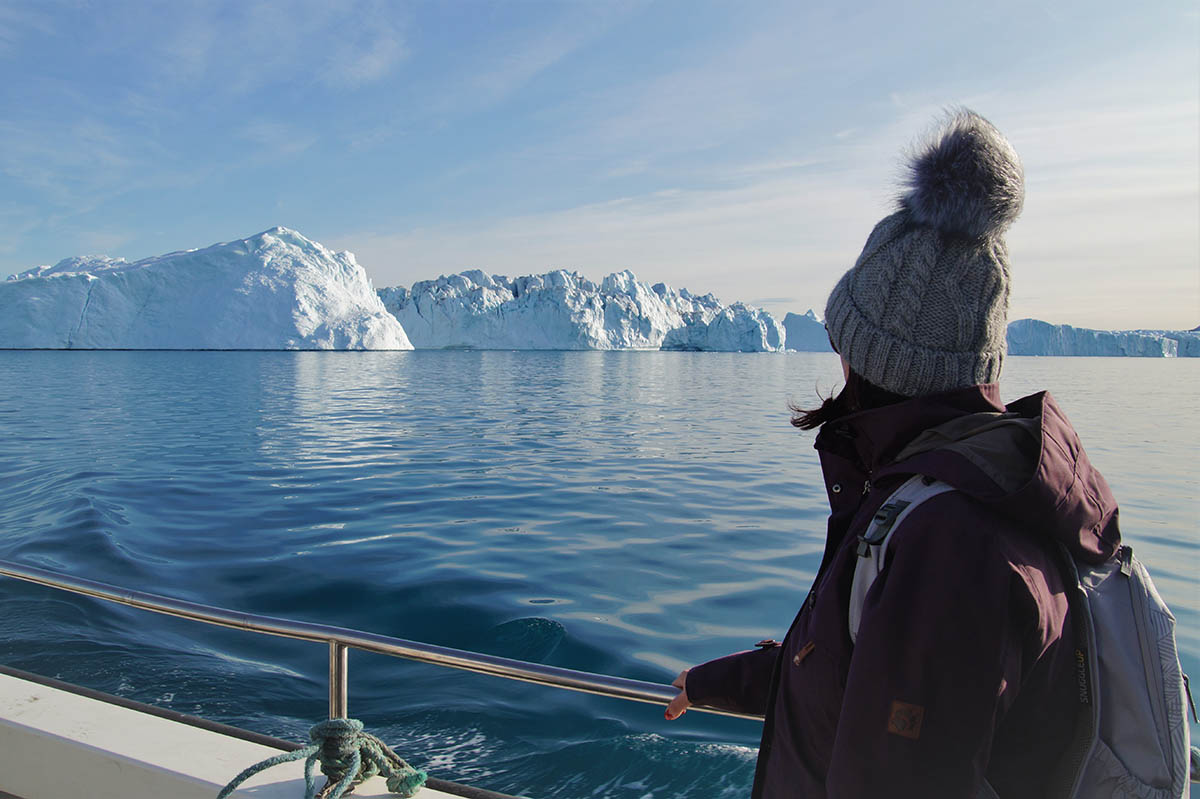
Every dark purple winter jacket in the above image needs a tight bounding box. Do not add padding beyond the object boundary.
[686,384,1121,799]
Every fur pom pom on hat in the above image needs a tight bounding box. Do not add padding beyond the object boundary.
[824,109,1023,397]
[900,111,1024,239]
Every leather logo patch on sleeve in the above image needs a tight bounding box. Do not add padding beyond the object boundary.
[887,701,925,740]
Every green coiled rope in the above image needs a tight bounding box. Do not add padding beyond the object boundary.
[216,717,427,799]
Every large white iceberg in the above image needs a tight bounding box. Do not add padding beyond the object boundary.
[1,228,411,350]
[378,269,784,352]
[1006,319,1198,357]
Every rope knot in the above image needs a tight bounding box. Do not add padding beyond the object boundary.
[216,717,427,799]
[310,718,366,785]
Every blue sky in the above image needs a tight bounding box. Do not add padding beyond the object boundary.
[1,0,1197,329]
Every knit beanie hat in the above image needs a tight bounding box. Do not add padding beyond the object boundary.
[824,110,1024,397]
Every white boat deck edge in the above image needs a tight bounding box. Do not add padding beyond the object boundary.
[0,671,462,799]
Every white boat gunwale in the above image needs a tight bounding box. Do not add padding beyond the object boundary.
[0,663,520,799]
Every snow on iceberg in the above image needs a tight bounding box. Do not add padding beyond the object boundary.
[661,302,784,352]
[0,228,412,350]
[378,269,785,352]
[782,310,833,352]
[1005,319,1197,357]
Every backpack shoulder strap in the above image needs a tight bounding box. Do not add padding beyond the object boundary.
[848,474,955,643]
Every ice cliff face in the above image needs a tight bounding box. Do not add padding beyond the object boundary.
[1169,332,1200,357]
[782,310,833,352]
[1006,319,1199,357]
[662,302,784,352]
[1,228,411,350]
[378,269,785,351]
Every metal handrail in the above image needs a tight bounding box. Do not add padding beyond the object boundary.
[0,559,763,722]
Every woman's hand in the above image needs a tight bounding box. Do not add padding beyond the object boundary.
[664,669,691,720]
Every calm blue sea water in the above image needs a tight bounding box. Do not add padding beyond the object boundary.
[0,351,1196,798]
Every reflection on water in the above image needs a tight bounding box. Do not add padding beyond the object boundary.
[0,350,1195,797]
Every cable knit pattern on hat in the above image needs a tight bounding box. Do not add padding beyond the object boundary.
[824,110,1023,397]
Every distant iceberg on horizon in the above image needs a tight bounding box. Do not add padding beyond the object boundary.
[1006,318,1200,357]
[782,310,833,353]
[779,312,1199,357]
[0,228,412,350]
[378,269,785,352]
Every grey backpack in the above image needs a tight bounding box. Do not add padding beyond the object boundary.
[849,475,1198,798]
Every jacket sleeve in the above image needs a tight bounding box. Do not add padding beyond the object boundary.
[685,644,780,716]
[825,501,1029,798]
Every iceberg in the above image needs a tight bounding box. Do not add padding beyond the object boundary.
[1006,319,1198,357]
[661,302,784,352]
[378,269,785,352]
[1,228,411,350]
[775,313,1199,357]
[782,310,834,352]
[1136,329,1200,357]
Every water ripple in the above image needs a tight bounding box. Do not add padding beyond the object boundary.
[0,350,1196,797]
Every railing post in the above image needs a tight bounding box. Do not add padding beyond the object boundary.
[329,641,348,719]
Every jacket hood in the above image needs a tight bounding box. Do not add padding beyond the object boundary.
[886,390,1120,564]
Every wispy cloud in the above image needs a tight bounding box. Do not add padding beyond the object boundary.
[73,0,408,96]
[960,55,1199,328]
[334,46,1199,330]
[546,33,793,165]
[0,202,41,256]
[499,6,888,182]
[429,3,640,118]
[0,0,409,242]
[238,120,319,158]
[75,230,136,257]
[318,2,408,88]
[729,158,825,178]
[602,159,652,180]
[1,1,1194,328]
[343,124,401,153]
[0,118,140,205]
[459,29,592,110]
[331,165,886,319]
[0,0,60,56]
